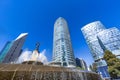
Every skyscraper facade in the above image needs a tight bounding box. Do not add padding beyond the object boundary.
[81,21,107,67]
[0,41,13,62]
[81,21,110,78]
[97,27,120,58]
[0,33,28,63]
[52,17,76,67]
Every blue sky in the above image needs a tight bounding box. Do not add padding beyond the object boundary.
[0,0,120,66]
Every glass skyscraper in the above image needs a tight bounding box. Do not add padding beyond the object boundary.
[0,41,13,62]
[52,17,76,67]
[97,27,120,58]
[81,21,110,78]
[81,21,106,66]
[0,33,28,63]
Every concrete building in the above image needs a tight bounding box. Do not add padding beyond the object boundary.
[52,17,76,67]
[0,33,28,63]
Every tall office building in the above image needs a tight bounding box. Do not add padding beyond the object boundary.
[81,21,106,66]
[0,33,28,63]
[81,21,110,78]
[97,27,120,58]
[52,17,76,67]
[0,41,13,62]
[75,58,88,70]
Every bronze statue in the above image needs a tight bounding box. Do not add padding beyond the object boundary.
[35,42,40,52]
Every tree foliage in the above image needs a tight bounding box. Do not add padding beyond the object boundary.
[103,50,120,78]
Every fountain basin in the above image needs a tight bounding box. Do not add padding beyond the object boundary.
[0,64,101,80]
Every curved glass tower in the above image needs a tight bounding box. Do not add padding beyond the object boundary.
[81,21,106,66]
[97,27,120,58]
[52,17,76,67]
[81,21,110,78]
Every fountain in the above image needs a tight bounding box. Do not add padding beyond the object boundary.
[0,64,101,80]
[22,42,43,65]
[0,43,102,80]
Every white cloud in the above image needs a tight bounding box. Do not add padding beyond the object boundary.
[17,49,48,64]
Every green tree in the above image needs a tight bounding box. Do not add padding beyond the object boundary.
[103,50,120,78]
